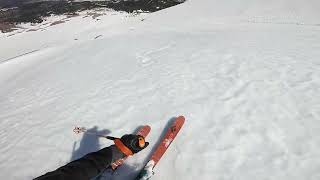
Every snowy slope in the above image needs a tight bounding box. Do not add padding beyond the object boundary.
[0,0,320,180]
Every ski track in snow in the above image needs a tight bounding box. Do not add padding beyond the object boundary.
[1,0,320,180]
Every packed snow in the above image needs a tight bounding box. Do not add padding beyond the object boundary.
[0,0,320,180]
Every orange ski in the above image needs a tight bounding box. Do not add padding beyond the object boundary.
[136,116,185,180]
[151,116,185,167]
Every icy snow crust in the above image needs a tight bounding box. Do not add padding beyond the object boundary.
[0,0,320,180]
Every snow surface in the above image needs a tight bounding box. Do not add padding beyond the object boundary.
[1,0,320,180]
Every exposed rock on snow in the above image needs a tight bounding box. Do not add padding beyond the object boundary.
[0,0,185,32]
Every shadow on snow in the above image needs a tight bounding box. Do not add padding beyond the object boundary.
[70,126,111,161]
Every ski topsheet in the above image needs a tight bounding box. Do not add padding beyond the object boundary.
[111,125,151,170]
[136,116,185,180]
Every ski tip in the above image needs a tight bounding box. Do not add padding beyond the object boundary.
[142,125,151,132]
[176,115,185,122]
